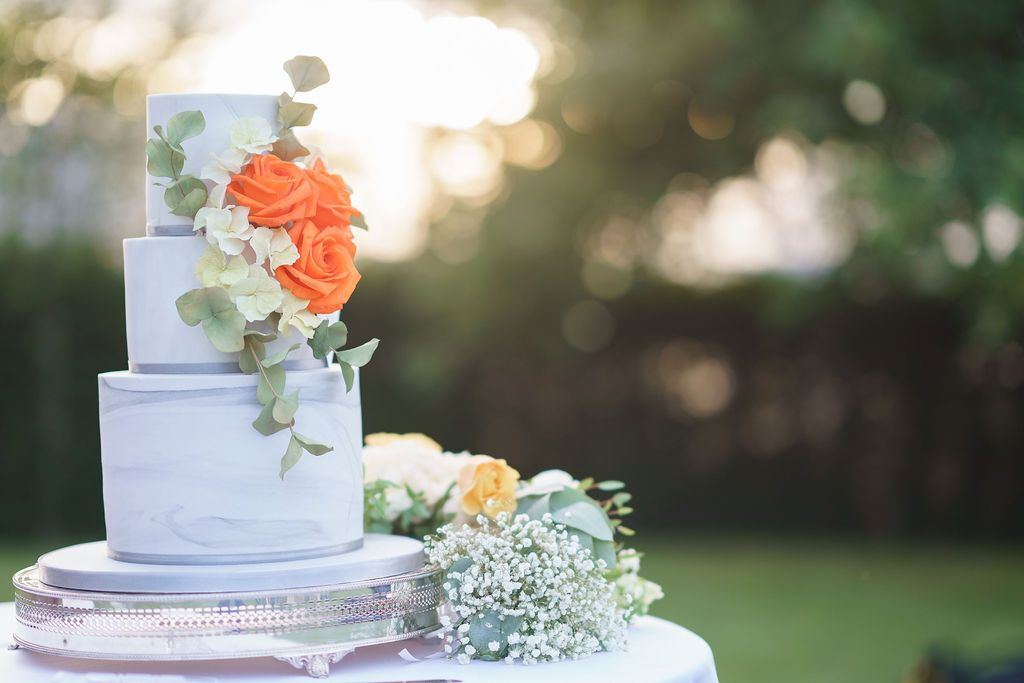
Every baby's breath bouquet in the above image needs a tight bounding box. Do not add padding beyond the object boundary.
[361,433,664,665]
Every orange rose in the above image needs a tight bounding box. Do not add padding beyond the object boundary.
[275,219,360,314]
[227,154,318,228]
[457,456,521,519]
[304,158,362,230]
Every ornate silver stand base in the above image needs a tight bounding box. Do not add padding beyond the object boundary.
[12,558,443,678]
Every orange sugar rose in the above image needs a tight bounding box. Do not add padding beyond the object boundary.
[304,158,362,230]
[227,154,318,228]
[275,219,360,314]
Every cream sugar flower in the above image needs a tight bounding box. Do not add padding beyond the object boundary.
[228,264,284,322]
[277,290,319,339]
[200,147,248,185]
[251,227,300,270]
[194,205,253,255]
[229,117,278,154]
[195,244,248,288]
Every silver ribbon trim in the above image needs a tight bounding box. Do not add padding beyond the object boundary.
[129,358,327,374]
[106,537,364,566]
[146,224,196,236]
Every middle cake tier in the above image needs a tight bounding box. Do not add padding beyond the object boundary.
[98,366,363,565]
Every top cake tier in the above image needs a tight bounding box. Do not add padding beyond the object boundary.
[146,93,278,234]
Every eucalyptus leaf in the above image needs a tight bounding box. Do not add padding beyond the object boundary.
[243,330,278,343]
[468,609,523,659]
[165,110,205,146]
[278,101,317,128]
[308,321,332,359]
[293,431,333,456]
[145,138,184,178]
[238,337,265,374]
[592,539,617,569]
[271,128,310,161]
[264,343,301,367]
[327,321,348,349]
[515,493,552,520]
[549,490,614,541]
[596,480,626,491]
[164,176,207,217]
[339,361,355,392]
[335,338,379,368]
[283,55,330,92]
[279,435,303,479]
[253,399,290,435]
[272,390,300,423]
[444,557,474,604]
[175,288,245,352]
[257,363,286,404]
[350,213,368,230]
[170,187,207,218]
[202,311,246,353]
[278,91,293,110]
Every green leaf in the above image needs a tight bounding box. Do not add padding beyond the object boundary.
[145,138,184,178]
[468,609,523,660]
[239,336,265,374]
[444,557,474,604]
[308,321,332,359]
[335,338,379,367]
[611,492,633,506]
[596,480,626,491]
[165,110,205,146]
[264,343,301,367]
[280,434,303,479]
[278,101,317,128]
[292,431,333,456]
[164,176,208,217]
[350,213,368,230]
[283,55,330,92]
[617,525,636,536]
[278,91,293,111]
[593,539,617,568]
[175,287,245,352]
[257,363,286,404]
[243,330,278,343]
[272,389,300,423]
[338,361,355,392]
[549,489,614,541]
[253,399,290,435]
[327,321,348,349]
[271,128,310,161]
[515,493,552,520]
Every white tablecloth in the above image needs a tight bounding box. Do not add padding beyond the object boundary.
[0,602,717,682]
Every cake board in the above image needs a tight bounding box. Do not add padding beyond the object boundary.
[11,534,446,678]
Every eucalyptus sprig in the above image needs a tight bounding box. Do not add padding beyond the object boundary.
[146,110,208,218]
[272,55,329,161]
[307,319,379,391]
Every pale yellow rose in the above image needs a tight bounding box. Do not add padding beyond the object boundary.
[364,433,442,452]
[457,456,520,519]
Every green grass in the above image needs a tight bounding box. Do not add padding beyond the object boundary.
[1,538,1022,682]
[636,536,1024,683]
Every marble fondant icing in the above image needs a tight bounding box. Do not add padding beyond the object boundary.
[98,367,363,564]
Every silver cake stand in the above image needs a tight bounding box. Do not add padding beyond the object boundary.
[10,535,445,678]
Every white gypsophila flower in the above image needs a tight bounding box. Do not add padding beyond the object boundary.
[609,548,663,623]
[195,205,253,255]
[363,440,474,524]
[200,147,248,185]
[229,264,283,322]
[425,513,628,665]
[194,243,248,288]
[229,116,277,154]
[251,227,300,270]
[517,469,578,498]
[276,289,319,339]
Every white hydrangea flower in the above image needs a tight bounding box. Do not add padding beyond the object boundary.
[276,290,319,339]
[206,183,227,209]
[229,116,278,154]
[200,146,248,185]
[195,205,253,256]
[229,264,284,322]
[194,244,248,288]
[251,227,300,270]
[517,469,578,498]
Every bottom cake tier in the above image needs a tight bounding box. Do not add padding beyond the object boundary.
[98,366,364,564]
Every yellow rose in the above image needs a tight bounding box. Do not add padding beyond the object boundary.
[457,456,520,519]
[364,433,442,452]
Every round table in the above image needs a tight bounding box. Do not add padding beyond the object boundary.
[0,602,718,682]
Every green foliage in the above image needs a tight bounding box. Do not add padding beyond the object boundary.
[363,480,456,539]
[364,479,397,534]
[174,287,245,352]
[164,110,205,146]
[278,101,317,128]
[252,398,289,436]
[468,609,523,660]
[280,434,303,479]
[307,321,378,392]
[283,55,330,92]
[146,111,206,218]
[293,431,332,456]
[272,389,299,423]
[271,128,310,161]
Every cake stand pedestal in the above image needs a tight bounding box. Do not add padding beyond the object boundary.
[10,535,444,678]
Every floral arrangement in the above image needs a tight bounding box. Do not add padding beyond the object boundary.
[362,433,664,664]
[145,56,377,477]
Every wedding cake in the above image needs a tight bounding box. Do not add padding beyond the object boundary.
[99,90,369,564]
